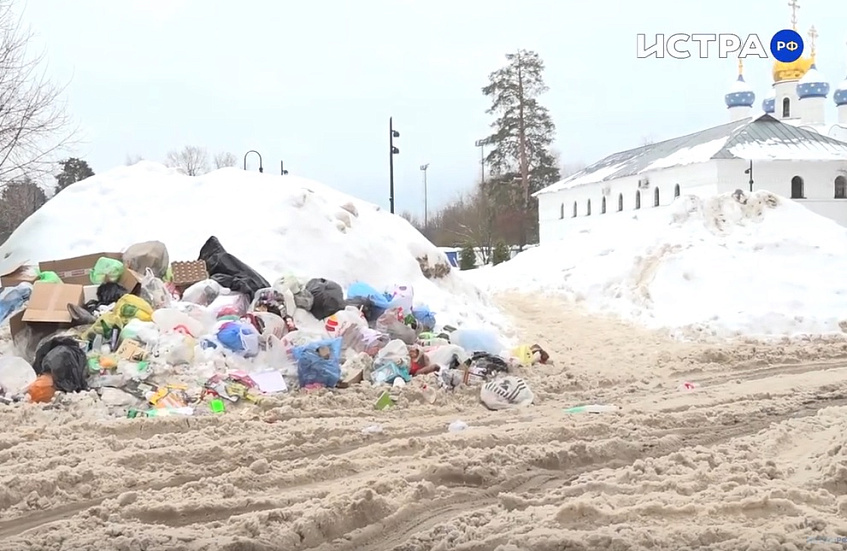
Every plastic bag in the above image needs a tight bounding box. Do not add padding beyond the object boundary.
[346,282,392,310]
[292,338,342,388]
[450,329,503,355]
[37,271,62,283]
[250,288,288,317]
[374,339,410,370]
[208,293,249,319]
[27,374,55,403]
[216,321,260,357]
[369,362,411,385]
[304,278,344,320]
[325,307,367,337]
[152,308,205,337]
[121,319,160,344]
[198,236,270,300]
[251,312,287,342]
[153,333,195,365]
[412,305,436,332]
[511,345,534,366]
[0,356,36,394]
[376,308,416,345]
[32,336,88,392]
[115,295,154,323]
[389,284,414,312]
[181,279,222,306]
[90,257,125,284]
[97,282,128,305]
[140,268,172,309]
[123,240,169,279]
[480,376,534,410]
[428,344,470,370]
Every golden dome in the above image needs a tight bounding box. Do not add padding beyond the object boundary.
[773,55,814,82]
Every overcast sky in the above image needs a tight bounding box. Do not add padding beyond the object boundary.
[20,0,847,217]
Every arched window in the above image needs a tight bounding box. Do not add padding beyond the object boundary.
[635,190,641,209]
[654,187,660,207]
[559,203,565,219]
[835,175,847,199]
[601,196,607,214]
[782,97,790,118]
[586,199,591,215]
[791,175,804,199]
[617,193,623,211]
[674,184,680,198]
[572,202,577,217]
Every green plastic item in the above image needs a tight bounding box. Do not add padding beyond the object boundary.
[564,405,619,414]
[374,391,393,411]
[164,265,173,283]
[37,271,62,283]
[209,399,225,413]
[91,257,125,284]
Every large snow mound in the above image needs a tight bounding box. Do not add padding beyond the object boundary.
[0,162,505,331]
[468,190,847,339]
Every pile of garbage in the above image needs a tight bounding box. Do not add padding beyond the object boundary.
[0,236,549,416]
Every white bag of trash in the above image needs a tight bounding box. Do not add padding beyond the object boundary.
[480,376,534,410]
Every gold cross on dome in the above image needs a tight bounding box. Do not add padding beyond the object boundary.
[808,25,818,55]
[788,0,800,30]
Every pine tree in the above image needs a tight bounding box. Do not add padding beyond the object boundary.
[482,49,560,246]
[492,241,510,265]
[55,158,94,192]
[459,243,477,270]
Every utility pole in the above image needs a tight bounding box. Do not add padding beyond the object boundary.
[474,139,488,184]
[389,117,400,214]
[420,163,429,230]
[744,160,753,192]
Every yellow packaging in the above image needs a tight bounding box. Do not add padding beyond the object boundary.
[512,344,534,366]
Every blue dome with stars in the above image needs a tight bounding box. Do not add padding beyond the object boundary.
[835,78,847,106]
[797,64,830,99]
[762,89,775,113]
[725,75,755,108]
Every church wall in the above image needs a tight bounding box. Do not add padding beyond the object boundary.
[537,163,719,243]
[716,159,847,226]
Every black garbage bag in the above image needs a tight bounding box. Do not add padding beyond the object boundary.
[345,296,381,324]
[32,336,88,392]
[305,278,344,320]
[469,352,509,378]
[198,236,269,300]
[84,282,128,312]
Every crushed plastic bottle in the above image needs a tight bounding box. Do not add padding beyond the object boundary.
[0,283,32,324]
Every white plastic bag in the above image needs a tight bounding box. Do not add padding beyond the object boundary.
[140,268,172,309]
[208,293,249,318]
[181,279,222,306]
[121,319,160,345]
[374,339,410,369]
[153,308,206,338]
[153,333,195,366]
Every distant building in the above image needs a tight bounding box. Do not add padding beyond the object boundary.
[535,17,847,243]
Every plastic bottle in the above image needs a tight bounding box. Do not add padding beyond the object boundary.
[0,283,33,324]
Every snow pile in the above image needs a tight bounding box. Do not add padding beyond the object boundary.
[468,190,847,339]
[0,162,505,331]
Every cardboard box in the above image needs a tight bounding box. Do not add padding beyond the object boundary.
[38,252,141,293]
[0,262,38,287]
[21,282,84,324]
[83,285,98,303]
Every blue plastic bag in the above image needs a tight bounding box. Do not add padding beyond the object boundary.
[292,338,342,387]
[216,321,260,356]
[346,281,393,310]
[412,305,436,331]
[450,329,503,355]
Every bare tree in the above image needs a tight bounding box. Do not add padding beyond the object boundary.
[165,145,209,176]
[0,177,46,242]
[125,154,144,165]
[0,0,74,182]
[641,134,656,146]
[213,151,238,169]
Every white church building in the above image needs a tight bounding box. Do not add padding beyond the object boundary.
[535,22,847,244]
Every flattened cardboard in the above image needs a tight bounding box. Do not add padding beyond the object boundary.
[21,282,84,324]
[116,339,147,361]
[0,262,38,287]
[38,252,141,293]
[337,369,364,389]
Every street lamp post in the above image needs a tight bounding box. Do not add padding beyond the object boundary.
[280,161,288,175]
[420,163,429,229]
[389,117,400,214]
[474,139,489,184]
[244,150,263,173]
[744,160,753,192]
